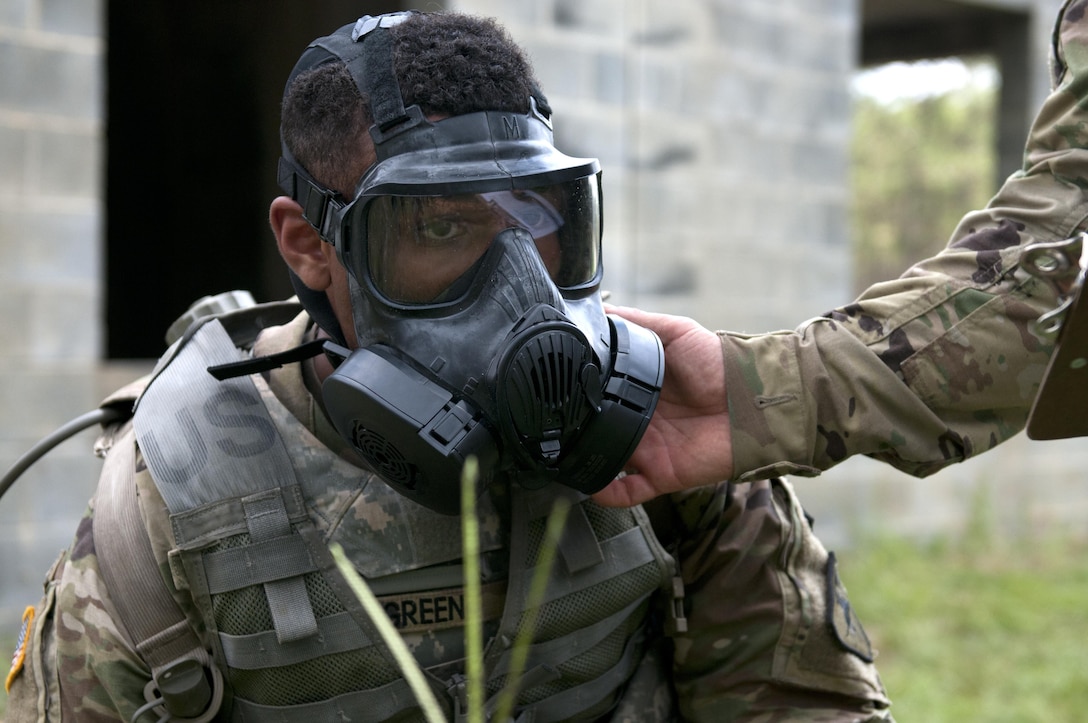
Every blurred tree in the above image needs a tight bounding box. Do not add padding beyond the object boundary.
[850,61,997,294]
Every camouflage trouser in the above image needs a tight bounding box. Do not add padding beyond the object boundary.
[660,478,891,722]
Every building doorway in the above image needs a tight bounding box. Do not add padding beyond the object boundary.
[106,1,403,358]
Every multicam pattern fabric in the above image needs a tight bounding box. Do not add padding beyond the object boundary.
[724,0,1088,483]
[4,498,152,723]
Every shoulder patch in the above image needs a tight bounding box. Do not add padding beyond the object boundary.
[4,605,35,692]
[826,553,875,663]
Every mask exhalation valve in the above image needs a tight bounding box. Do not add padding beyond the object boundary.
[492,311,663,495]
[497,320,599,482]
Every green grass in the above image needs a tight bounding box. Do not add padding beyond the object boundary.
[842,532,1088,722]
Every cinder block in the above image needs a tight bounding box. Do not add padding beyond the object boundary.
[0,124,29,194]
[0,286,32,358]
[804,0,856,22]
[0,504,88,640]
[700,61,751,120]
[553,0,627,36]
[0,538,60,617]
[0,367,98,437]
[35,128,101,197]
[41,0,103,38]
[630,54,687,112]
[790,137,849,185]
[553,113,625,169]
[0,284,98,366]
[528,41,594,103]
[0,207,100,282]
[28,286,101,362]
[594,50,626,105]
[0,444,99,526]
[0,414,98,571]
[707,2,747,48]
[784,19,854,73]
[450,0,538,26]
[0,0,31,28]
[804,82,853,136]
[0,40,101,119]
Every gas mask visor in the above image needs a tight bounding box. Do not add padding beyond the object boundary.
[364,180,599,306]
[332,107,604,308]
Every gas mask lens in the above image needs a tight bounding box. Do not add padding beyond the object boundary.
[362,175,601,305]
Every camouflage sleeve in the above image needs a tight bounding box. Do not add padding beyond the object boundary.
[722,0,1088,482]
[663,483,891,721]
[4,470,153,721]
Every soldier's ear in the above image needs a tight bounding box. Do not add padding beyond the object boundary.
[271,197,333,291]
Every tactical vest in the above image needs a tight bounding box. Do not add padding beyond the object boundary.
[126,313,681,722]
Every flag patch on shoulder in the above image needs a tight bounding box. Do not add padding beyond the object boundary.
[5,606,35,692]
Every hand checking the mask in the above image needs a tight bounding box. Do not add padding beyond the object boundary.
[592,305,733,508]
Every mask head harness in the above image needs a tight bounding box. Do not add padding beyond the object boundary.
[276,12,664,514]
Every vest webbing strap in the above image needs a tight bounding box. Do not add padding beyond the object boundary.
[222,580,510,671]
[532,526,657,607]
[489,595,645,679]
[93,433,211,675]
[243,491,319,642]
[523,487,604,574]
[527,629,645,723]
[220,611,371,670]
[231,676,420,722]
[169,485,308,547]
[134,320,320,645]
[555,503,605,573]
[134,320,300,510]
[202,532,318,593]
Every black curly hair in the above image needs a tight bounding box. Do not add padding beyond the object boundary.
[281,12,551,195]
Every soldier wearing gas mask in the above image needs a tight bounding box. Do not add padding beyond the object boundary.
[273,12,665,515]
[4,11,891,722]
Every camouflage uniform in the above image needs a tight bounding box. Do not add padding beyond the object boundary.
[725,0,1088,483]
[4,310,890,722]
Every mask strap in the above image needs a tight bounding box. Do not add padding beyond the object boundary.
[355,22,407,132]
[354,16,427,142]
[206,337,330,381]
[288,270,348,346]
[275,12,422,239]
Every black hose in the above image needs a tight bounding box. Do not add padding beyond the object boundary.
[0,408,126,501]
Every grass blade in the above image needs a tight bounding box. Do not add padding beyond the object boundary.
[490,496,571,723]
[329,543,446,723]
[461,456,484,723]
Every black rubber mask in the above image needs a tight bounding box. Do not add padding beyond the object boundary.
[278,13,664,513]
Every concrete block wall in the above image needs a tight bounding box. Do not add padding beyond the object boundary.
[0,0,108,637]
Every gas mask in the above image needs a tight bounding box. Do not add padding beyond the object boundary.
[277,13,664,514]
